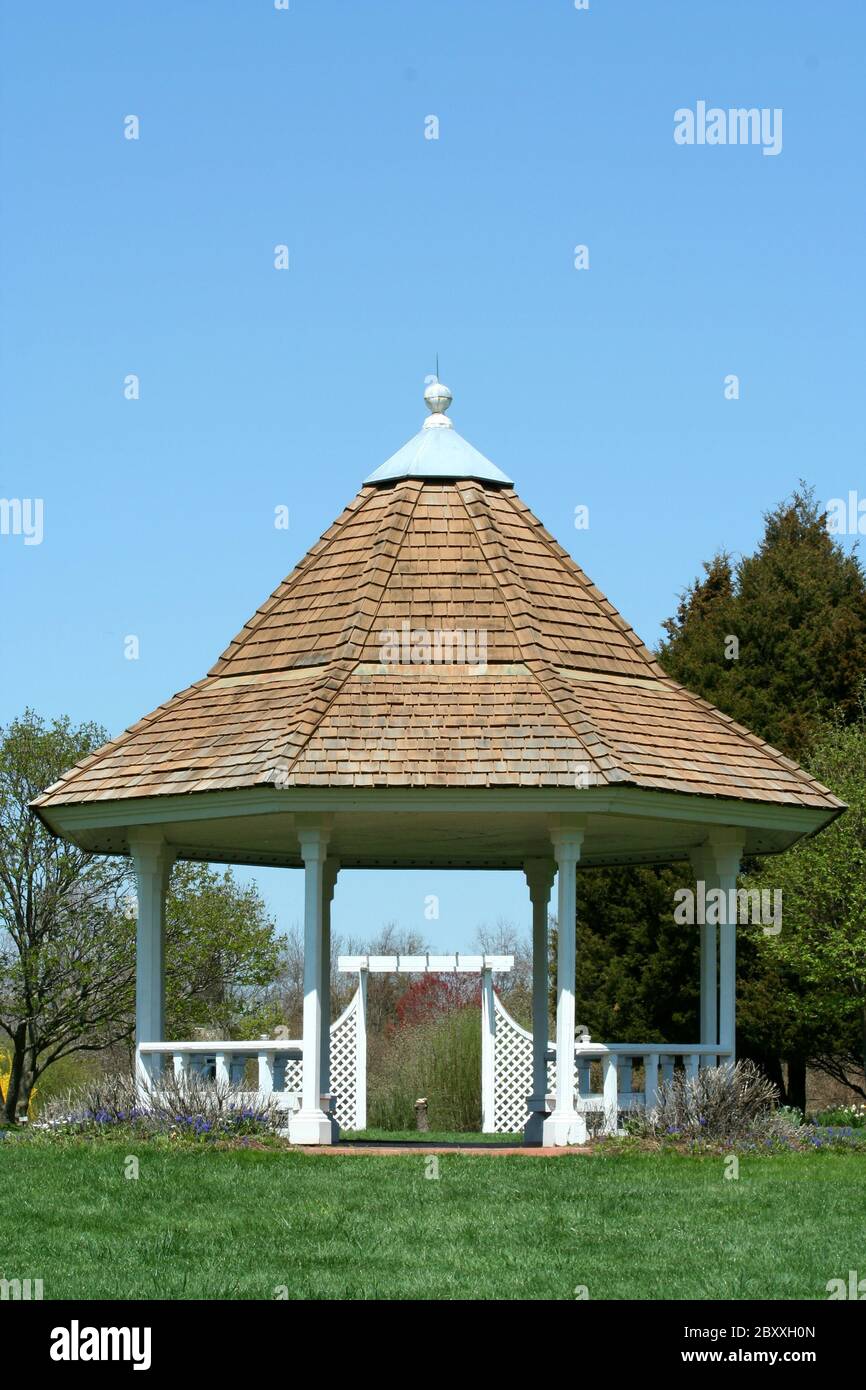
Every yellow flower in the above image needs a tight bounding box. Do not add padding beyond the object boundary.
[0,1051,37,1118]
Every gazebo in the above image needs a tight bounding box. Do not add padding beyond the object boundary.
[32,381,843,1144]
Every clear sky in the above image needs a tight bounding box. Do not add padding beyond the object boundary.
[2,1,864,950]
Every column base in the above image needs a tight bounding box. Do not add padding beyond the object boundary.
[542,1110,588,1146]
[289,1109,335,1145]
[320,1093,341,1145]
[523,1094,552,1146]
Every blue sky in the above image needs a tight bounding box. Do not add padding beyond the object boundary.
[2,1,864,950]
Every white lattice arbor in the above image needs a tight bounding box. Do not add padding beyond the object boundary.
[491,994,546,1134]
[338,953,513,1132]
[329,988,364,1130]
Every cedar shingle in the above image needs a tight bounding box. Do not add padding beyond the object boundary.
[33,480,842,811]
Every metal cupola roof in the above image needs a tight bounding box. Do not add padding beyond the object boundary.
[364,380,513,486]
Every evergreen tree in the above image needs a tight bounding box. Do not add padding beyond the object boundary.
[740,702,866,1102]
[659,485,866,759]
[553,487,865,1103]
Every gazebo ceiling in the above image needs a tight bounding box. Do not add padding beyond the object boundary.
[33,383,843,865]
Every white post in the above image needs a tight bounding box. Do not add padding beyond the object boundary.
[523,858,555,1145]
[543,816,586,1146]
[355,967,368,1131]
[289,816,334,1144]
[699,918,717,1066]
[689,846,718,1067]
[257,1045,274,1097]
[619,1057,633,1096]
[692,830,744,1067]
[714,832,744,1065]
[320,858,340,1127]
[481,967,496,1133]
[129,831,176,1096]
[602,1053,618,1135]
[644,1052,659,1109]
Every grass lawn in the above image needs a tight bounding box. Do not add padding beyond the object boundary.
[1,1140,864,1300]
[344,1129,524,1144]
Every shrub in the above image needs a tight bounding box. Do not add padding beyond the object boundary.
[424,1006,481,1131]
[811,1102,866,1128]
[34,1070,283,1139]
[775,1104,805,1126]
[367,1005,482,1132]
[630,1060,801,1145]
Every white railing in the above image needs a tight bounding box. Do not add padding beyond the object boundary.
[139,1004,734,1142]
[492,993,732,1134]
[135,988,365,1131]
[136,1039,304,1122]
[565,1043,734,1135]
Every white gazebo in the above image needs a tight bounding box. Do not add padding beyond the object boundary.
[33,381,843,1144]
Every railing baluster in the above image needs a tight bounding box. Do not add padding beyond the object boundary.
[619,1057,632,1097]
[258,1047,274,1096]
[602,1054,618,1135]
[686,1052,700,1082]
[577,1058,591,1099]
[135,1046,151,1105]
[644,1052,659,1109]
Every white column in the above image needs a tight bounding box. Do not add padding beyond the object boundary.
[523,857,555,1145]
[289,816,334,1145]
[319,858,340,1099]
[714,831,744,1065]
[602,1053,619,1135]
[688,846,718,1065]
[691,830,744,1066]
[480,967,496,1133]
[355,966,368,1131]
[129,831,176,1092]
[543,816,586,1146]
[257,1047,274,1097]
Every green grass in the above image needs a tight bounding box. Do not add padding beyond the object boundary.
[1,1140,864,1299]
[344,1129,523,1144]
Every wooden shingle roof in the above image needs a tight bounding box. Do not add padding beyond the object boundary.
[34,473,841,813]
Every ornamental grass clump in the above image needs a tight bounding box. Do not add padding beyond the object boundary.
[632,1060,804,1147]
[35,1070,283,1140]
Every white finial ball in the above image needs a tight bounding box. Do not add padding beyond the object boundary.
[424,380,452,415]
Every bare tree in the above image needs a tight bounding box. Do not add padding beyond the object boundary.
[0,712,133,1120]
[474,918,534,1026]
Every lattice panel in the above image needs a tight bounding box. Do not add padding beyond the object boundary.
[492,996,577,1133]
[329,992,359,1130]
[492,995,533,1132]
[282,1056,303,1095]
